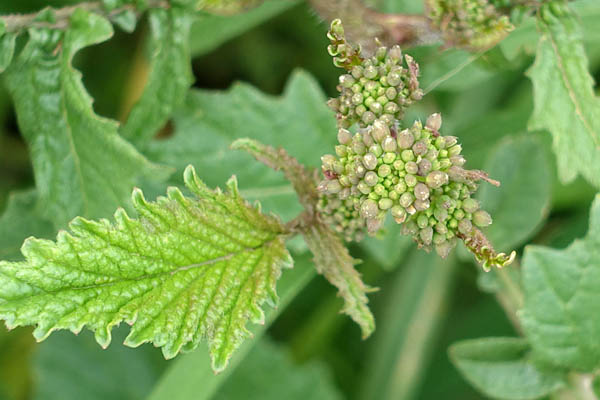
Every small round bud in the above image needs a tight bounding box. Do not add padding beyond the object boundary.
[397,130,414,149]
[434,207,448,222]
[369,102,383,115]
[401,149,415,162]
[448,144,463,156]
[388,45,402,61]
[364,65,378,79]
[383,152,396,164]
[371,120,390,142]
[360,199,379,219]
[426,113,442,131]
[414,199,430,211]
[393,159,405,171]
[400,192,414,208]
[426,171,449,189]
[357,181,371,195]
[351,93,364,105]
[417,214,429,229]
[385,87,397,100]
[362,111,376,125]
[335,145,347,157]
[414,183,430,200]
[339,74,355,88]
[418,159,432,176]
[405,174,417,187]
[369,144,383,157]
[435,223,448,235]
[420,226,433,245]
[365,171,379,186]
[405,161,418,175]
[379,198,393,210]
[412,140,428,156]
[327,180,342,194]
[445,136,458,147]
[321,154,336,170]
[382,137,397,152]
[352,141,366,155]
[378,164,392,177]
[462,198,480,213]
[351,65,363,79]
[375,46,387,60]
[458,218,473,235]
[337,129,352,144]
[450,155,466,166]
[387,72,401,86]
[363,153,378,170]
[473,210,492,227]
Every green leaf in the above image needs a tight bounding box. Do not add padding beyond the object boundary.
[213,338,342,400]
[142,70,337,222]
[477,135,551,252]
[190,0,299,57]
[0,191,54,261]
[147,253,315,400]
[33,328,165,400]
[121,8,194,144]
[449,337,565,400]
[0,165,292,373]
[520,195,600,372]
[301,221,375,339]
[3,9,169,228]
[0,32,16,73]
[527,2,600,189]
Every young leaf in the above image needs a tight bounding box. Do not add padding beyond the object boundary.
[120,8,194,144]
[477,135,551,251]
[449,337,565,400]
[0,165,293,373]
[520,195,600,372]
[527,2,600,189]
[302,221,375,338]
[0,32,16,73]
[3,9,169,228]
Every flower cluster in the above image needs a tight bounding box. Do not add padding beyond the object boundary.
[425,0,513,50]
[317,19,515,270]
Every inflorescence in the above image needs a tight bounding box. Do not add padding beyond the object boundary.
[318,19,515,271]
[425,0,514,50]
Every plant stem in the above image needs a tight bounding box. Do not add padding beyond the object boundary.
[1,0,169,34]
[552,373,598,400]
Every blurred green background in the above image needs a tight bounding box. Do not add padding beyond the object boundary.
[0,0,599,399]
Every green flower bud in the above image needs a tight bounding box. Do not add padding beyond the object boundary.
[401,149,415,162]
[418,159,432,175]
[371,120,389,142]
[405,161,418,175]
[379,198,393,210]
[473,210,492,227]
[364,65,378,79]
[405,174,417,187]
[420,226,434,245]
[362,111,376,125]
[369,144,383,157]
[383,152,396,164]
[363,153,378,170]
[378,164,392,177]
[462,198,480,213]
[426,113,442,131]
[400,192,414,208]
[365,171,378,186]
[361,199,379,219]
[382,137,397,152]
[357,180,371,195]
[338,128,352,144]
[397,129,414,149]
[414,199,430,211]
[412,140,428,156]
[414,183,430,200]
[458,218,473,235]
[448,144,463,156]
[385,87,397,100]
[426,171,448,189]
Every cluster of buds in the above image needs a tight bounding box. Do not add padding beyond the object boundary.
[318,19,514,270]
[317,195,366,242]
[326,20,423,129]
[425,0,513,50]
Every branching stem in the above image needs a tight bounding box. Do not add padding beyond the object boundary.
[1,0,169,34]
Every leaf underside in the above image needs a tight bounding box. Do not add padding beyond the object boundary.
[527,3,600,189]
[0,166,292,373]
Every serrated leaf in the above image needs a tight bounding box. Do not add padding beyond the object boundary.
[527,2,600,189]
[213,338,342,400]
[0,165,293,373]
[121,8,194,144]
[477,135,551,251]
[0,32,16,73]
[33,328,165,400]
[302,221,375,338]
[520,195,600,372]
[142,70,337,222]
[3,9,169,228]
[449,337,565,400]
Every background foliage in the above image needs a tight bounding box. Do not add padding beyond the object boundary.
[0,0,599,399]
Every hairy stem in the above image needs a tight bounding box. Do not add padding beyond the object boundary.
[1,0,169,34]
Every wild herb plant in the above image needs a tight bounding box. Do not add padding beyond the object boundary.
[0,0,599,399]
